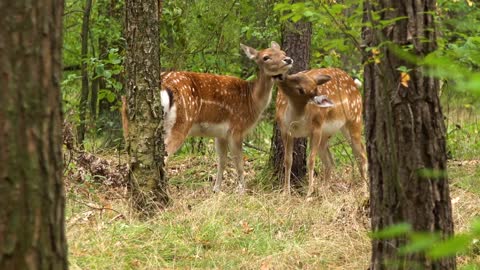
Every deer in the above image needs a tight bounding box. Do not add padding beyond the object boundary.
[274,68,367,196]
[159,42,293,194]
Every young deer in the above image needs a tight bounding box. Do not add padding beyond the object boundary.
[275,68,367,196]
[161,42,292,193]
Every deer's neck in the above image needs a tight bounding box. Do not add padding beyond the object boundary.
[279,89,310,121]
[250,69,274,113]
[287,98,309,121]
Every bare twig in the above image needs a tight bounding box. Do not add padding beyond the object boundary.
[71,198,124,216]
[243,142,267,153]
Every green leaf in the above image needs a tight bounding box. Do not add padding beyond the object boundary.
[112,81,123,91]
[396,66,412,73]
[417,168,447,180]
[370,223,412,239]
[399,232,439,255]
[95,64,105,76]
[291,14,303,23]
[104,70,112,79]
[427,234,472,259]
[303,10,315,17]
[106,91,116,103]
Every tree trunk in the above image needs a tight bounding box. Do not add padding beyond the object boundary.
[270,2,312,188]
[0,0,67,269]
[362,1,455,269]
[78,0,93,147]
[125,0,169,214]
[90,30,98,123]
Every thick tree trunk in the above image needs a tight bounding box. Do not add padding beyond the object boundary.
[363,1,455,269]
[0,0,67,269]
[78,0,93,147]
[270,6,312,188]
[125,0,169,213]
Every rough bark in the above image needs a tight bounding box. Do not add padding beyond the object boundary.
[78,0,93,146]
[0,0,67,269]
[363,0,455,269]
[270,4,312,188]
[125,0,169,214]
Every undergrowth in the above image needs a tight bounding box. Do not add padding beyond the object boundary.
[66,102,480,269]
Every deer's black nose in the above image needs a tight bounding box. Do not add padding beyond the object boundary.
[284,58,293,65]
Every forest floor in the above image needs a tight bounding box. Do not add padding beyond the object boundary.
[65,102,479,269]
[65,149,480,269]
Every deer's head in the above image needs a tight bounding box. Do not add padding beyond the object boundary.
[276,71,333,107]
[240,41,293,77]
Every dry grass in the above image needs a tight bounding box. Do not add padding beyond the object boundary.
[65,149,480,269]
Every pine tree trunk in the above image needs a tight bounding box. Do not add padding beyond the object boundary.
[125,0,169,214]
[270,6,312,188]
[0,0,67,269]
[78,0,93,147]
[362,1,455,269]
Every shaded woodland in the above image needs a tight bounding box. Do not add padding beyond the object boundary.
[1,0,480,269]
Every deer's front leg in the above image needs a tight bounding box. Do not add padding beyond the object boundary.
[307,131,321,198]
[283,134,294,195]
[230,137,245,194]
[213,138,228,193]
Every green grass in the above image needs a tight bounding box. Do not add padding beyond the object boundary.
[66,153,480,269]
[67,190,370,269]
[66,98,480,269]
[450,161,480,196]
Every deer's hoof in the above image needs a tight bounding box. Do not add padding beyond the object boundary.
[212,185,221,193]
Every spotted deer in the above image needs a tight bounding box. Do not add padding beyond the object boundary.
[160,42,292,193]
[275,68,367,196]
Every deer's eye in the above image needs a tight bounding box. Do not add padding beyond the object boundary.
[262,55,271,61]
[298,88,305,95]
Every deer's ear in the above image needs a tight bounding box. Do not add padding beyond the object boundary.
[270,41,281,50]
[312,95,334,108]
[312,74,331,86]
[240,44,258,60]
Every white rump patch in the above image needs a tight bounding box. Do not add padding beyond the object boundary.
[354,78,362,88]
[160,90,171,113]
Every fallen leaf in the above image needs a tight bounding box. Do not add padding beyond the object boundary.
[400,72,410,87]
[260,261,272,270]
[241,221,254,234]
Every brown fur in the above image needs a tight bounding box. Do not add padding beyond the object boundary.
[162,42,292,193]
[275,68,367,196]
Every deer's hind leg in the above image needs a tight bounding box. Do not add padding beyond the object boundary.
[341,124,367,181]
[229,136,246,194]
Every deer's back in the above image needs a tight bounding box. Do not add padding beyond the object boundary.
[161,71,257,137]
[306,68,363,128]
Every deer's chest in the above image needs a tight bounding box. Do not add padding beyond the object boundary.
[284,113,310,138]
